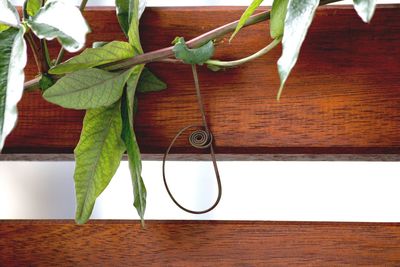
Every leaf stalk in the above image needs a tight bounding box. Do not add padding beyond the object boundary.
[206,37,281,69]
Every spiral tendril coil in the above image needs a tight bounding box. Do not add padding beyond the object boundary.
[162,64,222,215]
[189,129,213,149]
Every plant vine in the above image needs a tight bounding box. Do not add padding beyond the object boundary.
[0,0,377,225]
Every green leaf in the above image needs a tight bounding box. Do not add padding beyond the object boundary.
[27,0,90,52]
[0,24,10,33]
[39,73,54,91]
[128,0,144,52]
[353,0,376,23]
[49,41,135,75]
[121,67,147,225]
[0,0,20,28]
[137,68,166,93]
[276,0,319,100]
[230,0,263,42]
[0,27,27,151]
[25,0,42,17]
[43,68,133,109]
[115,0,145,38]
[270,0,289,38]
[173,37,215,65]
[74,101,125,224]
[115,0,134,36]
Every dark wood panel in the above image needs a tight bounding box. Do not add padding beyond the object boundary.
[1,153,400,161]
[1,221,400,265]
[3,6,400,157]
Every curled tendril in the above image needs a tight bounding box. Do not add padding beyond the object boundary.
[162,64,222,214]
[189,129,213,149]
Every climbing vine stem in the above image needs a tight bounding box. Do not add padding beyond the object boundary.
[23,0,343,91]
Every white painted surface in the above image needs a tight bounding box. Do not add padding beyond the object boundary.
[1,161,399,222]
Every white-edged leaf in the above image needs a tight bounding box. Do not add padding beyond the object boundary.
[353,0,376,23]
[0,27,27,151]
[0,0,20,28]
[49,41,135,75]
[43,68,133,109]
[277,0,319,100]
[74,101,125,224]
[230,0,264,42]
[27,0,90,52]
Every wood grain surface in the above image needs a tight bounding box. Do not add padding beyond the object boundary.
[3,5,400,158]
[0,221,400,266]
[2,7,400,265]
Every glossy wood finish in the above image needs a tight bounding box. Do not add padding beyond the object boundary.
[1,221,400,265]
[2,6,400,265]
[3,6,400,157]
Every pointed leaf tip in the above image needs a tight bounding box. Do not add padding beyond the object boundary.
[353,0,376,23]
[276,0,319,99]
[230,0,264,42]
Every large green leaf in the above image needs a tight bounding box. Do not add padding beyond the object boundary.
[276,0,319,100]
[27,0,90,52]
[49,41,135,75]
[121,66,147,225]
[137,68,167,93]
[353,0,376,23]
[25,0,42,18]
[270,0,289,38]
[43,68,133,109]
[116,0,148,224]
[0,27,27,150]
[173,37,214,65]
[230,0,263,42]
[0,0,20,27]
[74,101,125,224]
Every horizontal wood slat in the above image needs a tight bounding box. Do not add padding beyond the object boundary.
[1,221,400,265]
[3,5,400,158]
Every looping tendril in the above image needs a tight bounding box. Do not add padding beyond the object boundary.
[162,64,222,215]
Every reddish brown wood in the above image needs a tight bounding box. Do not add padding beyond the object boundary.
[0,221,400,265]
[3,6,400,156]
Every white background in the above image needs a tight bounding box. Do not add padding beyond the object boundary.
[1,161,400,222]
[2,0,399,222]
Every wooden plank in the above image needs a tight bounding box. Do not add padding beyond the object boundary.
[1,221,400,265]
[1,153,400,161]
[3,6,400,157]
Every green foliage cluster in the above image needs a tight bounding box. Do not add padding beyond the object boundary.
[0,0,376,224]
